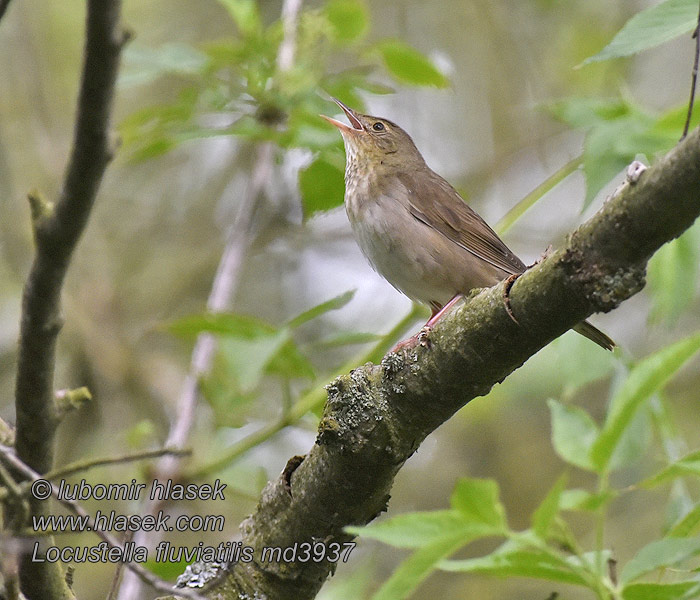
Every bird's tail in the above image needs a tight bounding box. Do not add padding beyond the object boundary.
[573,320,615,351]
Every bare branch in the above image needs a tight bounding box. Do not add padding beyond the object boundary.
[681,1,700,140]
[116,1,304,596]
[0,445,206,600]
[10,0,125,598]
[43,447,191,481]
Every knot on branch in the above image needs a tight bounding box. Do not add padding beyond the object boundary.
[27,190,55,245]
[55,387,93,418]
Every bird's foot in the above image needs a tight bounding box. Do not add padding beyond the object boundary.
[503,273,521,324]
[529,244,552,268]
[426,294,464,328]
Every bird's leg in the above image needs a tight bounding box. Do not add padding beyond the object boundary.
[425,294,463,328]
[391,296,465,353]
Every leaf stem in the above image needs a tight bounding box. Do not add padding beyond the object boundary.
[187,303,423,480]
[495,156,583,236]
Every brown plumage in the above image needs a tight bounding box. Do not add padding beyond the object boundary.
[322,98,614,351]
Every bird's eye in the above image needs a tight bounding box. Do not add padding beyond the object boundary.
[372,122,385,131]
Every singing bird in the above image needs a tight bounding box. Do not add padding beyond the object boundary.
[321,98,614,351]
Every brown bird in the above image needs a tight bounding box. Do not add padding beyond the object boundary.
[321,98,615,351]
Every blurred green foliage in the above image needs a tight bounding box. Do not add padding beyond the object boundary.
[331,4,700,599]
[583,0,699,65]
[119,0,447,219]
[348,335,700,600]
[4,0,700,598]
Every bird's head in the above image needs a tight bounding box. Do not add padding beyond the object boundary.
[321,98,425,169]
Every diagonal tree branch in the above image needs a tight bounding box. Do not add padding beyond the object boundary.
[10,0,125,598]
[166,127,700,600]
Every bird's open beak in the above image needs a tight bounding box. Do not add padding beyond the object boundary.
[320,97,364,134]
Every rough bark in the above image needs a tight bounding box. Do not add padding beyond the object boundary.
[168,127,700,600]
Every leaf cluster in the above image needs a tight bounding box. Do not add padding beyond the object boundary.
[349,333,700,600]
[119,0,448,218]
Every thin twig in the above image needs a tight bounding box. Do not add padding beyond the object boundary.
[0,445,206,600]
[106,557,124,600]
[115,2,305,597]
[495,156,583,236]
[43,447,191,481]
[187,303,424,480]
[681,1,700,140]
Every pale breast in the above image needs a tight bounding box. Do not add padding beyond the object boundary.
[345,185,504,307]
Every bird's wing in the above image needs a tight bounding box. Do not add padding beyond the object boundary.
[397,170,526,275]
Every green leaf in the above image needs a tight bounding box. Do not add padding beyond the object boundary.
[667,502,700,538]
[642,449,700,488]
[216,0,262,36]
[591,332,700,472]
[217,330,290,393]
[450,478,506,531]
[119,43,209,87]
[622,582,700,600]
[299,158,345,219]
[200,370,256,428]
[581,120,645,208]
[287,290,355,328]
[548,399,599,471]
[440,543,589,587]
[145,556,191,580]
[265,339,316,380]
[376,39,449,88]
[370,532,469,600]
[167,312,277,339]
[608,401,652,471]
[547,97,663,207]
[621,537,700,583]
[648,222,700,324]
[128,138,178,162]
[532,474,567,539]
[345,510,478,549]
[325,0,369,44]
[548,97,629,128]
[583,0,698,65]
[125,420,156,449]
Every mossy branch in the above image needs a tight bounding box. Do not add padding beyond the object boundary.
[168,127,700,600]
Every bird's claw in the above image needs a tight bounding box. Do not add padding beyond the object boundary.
[528,244,552,269]
[503,273,521,325]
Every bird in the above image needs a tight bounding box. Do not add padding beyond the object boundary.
[321,98,615,351]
